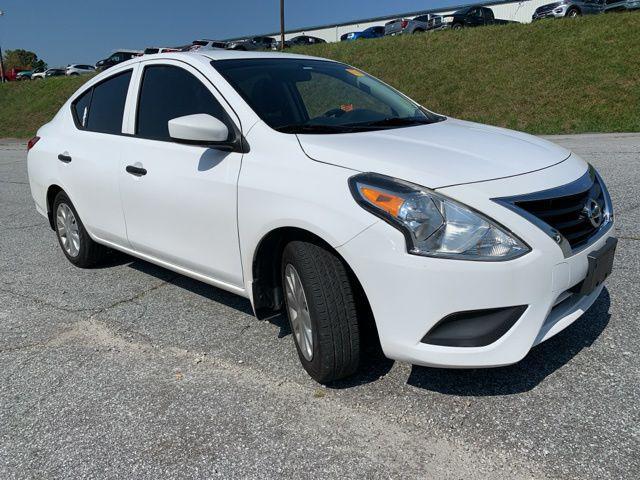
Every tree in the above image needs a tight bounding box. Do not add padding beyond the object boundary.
[2,49,47,71]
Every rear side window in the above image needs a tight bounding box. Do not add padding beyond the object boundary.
[135,65,230,141]
[86,71,132,134]
[72,70,132,134]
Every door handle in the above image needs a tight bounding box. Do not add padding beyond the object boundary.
[126,165,147,176]
[57,153,72,163]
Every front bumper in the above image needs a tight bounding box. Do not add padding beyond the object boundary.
[337,157,614,368]
[532,8,566,20]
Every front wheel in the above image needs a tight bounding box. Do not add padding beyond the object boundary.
[452,23,464,30]
[566,8,580,17]
[281,241,361,383]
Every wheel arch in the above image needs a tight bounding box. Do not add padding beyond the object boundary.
[46,184,64,230]
[250,227,377,343]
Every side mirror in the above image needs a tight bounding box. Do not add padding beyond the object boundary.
[168,113,231,147]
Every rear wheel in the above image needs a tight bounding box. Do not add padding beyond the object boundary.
[53,191,108,267]
[281,241,361,383]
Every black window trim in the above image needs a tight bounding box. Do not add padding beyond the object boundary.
[70,68,133,134]
[132,62,242,149]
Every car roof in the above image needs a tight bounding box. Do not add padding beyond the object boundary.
[79,50,337,93]
[176,50,328,63]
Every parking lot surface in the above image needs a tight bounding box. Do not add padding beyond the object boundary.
[1,133,638,479]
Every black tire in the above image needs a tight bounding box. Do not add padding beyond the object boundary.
[413,29,425,34]
[281,241,360,383]
[452,23,464,30]
[53,191,108,268]
[566,8,580,17]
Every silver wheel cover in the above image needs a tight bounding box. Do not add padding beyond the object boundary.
[56,203,80,257]
[284,264,314,361]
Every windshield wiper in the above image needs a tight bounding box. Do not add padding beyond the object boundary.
[276,124,359,134]
[346,117,432,129]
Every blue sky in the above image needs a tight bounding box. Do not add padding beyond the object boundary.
[0,0,470,67]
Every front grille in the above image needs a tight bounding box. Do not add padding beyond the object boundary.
[536,2,561,14]
[514,175,605,249]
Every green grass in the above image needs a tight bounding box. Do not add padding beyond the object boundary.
[1,13,639,138]
[0,75,91,138]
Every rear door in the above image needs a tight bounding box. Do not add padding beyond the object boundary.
[118,60,244,288]
[56,67,135,245]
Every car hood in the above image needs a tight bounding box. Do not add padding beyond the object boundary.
[296,118,571,188]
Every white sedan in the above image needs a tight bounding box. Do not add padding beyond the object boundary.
[66,64,96,76]
[27,50,615,383]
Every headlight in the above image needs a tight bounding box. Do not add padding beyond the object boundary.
[349,173,529,261]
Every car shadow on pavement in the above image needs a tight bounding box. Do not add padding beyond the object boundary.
[120,255,255,316]
[405,289,611,396]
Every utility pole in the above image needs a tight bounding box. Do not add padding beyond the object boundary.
[0,10,5,83]
[279,0,285,51]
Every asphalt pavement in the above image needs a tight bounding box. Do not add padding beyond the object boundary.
[0,133,638,479]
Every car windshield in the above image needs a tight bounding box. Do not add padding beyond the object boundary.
[214,58,443,134]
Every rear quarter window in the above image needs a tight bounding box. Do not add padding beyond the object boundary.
[72,88,93,128]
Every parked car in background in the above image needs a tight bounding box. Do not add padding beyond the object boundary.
[31,68,48,80]
[274,35,327,49]
[226,36,275,50]
[442,6,513,29]
[66,64,96,76]
[95,50,141,71]
[385,14,442,35]
[4,67,29,81]
[532,0,628,19]
[15,69,35,81]
[340,25,385,41]
[603,0,630,12]
[182,40,228,51]
[143,47,181,55]
[627,0,640,10]
[44,68,66,78]
[532,1,604,19]
[27,51,616,383]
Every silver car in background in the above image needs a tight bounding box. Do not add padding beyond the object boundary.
[532,0,629,19]
[384,14,442,35]
[65,64,96,76]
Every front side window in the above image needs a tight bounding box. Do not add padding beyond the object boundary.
[136,64,230,141]
[214,58,443,134]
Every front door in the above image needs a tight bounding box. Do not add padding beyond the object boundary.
[119,61,244,289]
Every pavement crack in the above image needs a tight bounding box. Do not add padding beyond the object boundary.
[2,223,43,231]
[84,275,180,322]
[0,180,29,185]
[0,287,97,315]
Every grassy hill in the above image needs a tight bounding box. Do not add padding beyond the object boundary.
[0,75,89,138]
[1,12,639,138]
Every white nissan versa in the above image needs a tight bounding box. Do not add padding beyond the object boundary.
[27,51,616,383]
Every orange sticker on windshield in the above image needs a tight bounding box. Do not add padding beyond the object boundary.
[341,104,354,112]
[346,68,364,77]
